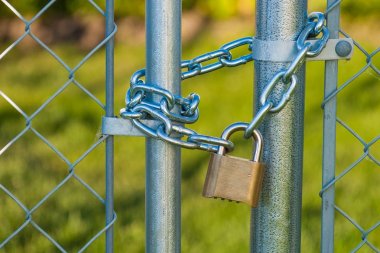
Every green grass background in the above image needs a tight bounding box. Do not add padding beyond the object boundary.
[1,2,380,253]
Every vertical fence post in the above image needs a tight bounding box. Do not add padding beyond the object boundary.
[251,0,307,252]
[321,1,339,252]
[105,0,115,252]
[145,1,181,253]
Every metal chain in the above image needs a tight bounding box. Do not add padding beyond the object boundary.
[181,37,253,79]
[121,37,254,152]
[243,12,329,138]
[120,12,329,153]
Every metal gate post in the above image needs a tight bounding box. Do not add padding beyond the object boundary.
[321,0,340,251]
[251,0,307,252]
[145,1,181,253]
[105,0,115,252]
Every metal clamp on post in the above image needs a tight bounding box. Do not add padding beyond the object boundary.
[252,12,353,62]
[252,38,353,62]
[102,116,154,137]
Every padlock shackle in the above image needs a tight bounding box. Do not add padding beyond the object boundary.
[217,122,263,162]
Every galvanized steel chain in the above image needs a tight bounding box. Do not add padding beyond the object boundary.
[243,12,329,138]
[181,37,253,79]
[120,37,254,152]
[120,12,329,152]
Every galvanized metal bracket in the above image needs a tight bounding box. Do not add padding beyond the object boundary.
[252,38,354,62]
[102,116,149,136]
[102,117,184,137]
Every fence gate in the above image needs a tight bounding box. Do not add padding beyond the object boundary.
[1,0,379,252]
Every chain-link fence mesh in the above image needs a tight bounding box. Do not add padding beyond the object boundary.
[321,0,380,252]
[0,1,116,252]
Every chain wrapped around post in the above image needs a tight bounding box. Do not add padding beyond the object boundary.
[243,12,329,138]
[120,12,329,152]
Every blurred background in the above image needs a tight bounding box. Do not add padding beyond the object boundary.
[0,0,379,252]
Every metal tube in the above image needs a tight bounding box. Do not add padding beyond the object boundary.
[321,1,340,252]
[145,1,181,253]
[251,1,307,252]
[105,0,115,252]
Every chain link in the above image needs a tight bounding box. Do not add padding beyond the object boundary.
[181,37,253,79]
[121,12,329,152]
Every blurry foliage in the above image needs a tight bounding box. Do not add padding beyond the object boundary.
[341,0,380,18]
[1,0,379,19]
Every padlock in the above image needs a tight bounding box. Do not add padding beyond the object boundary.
[202,122,265,207]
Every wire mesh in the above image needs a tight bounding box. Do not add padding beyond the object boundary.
[0,0,116,252]
[321,0,380,252]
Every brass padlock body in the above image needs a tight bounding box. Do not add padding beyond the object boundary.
[203,153,265,207]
